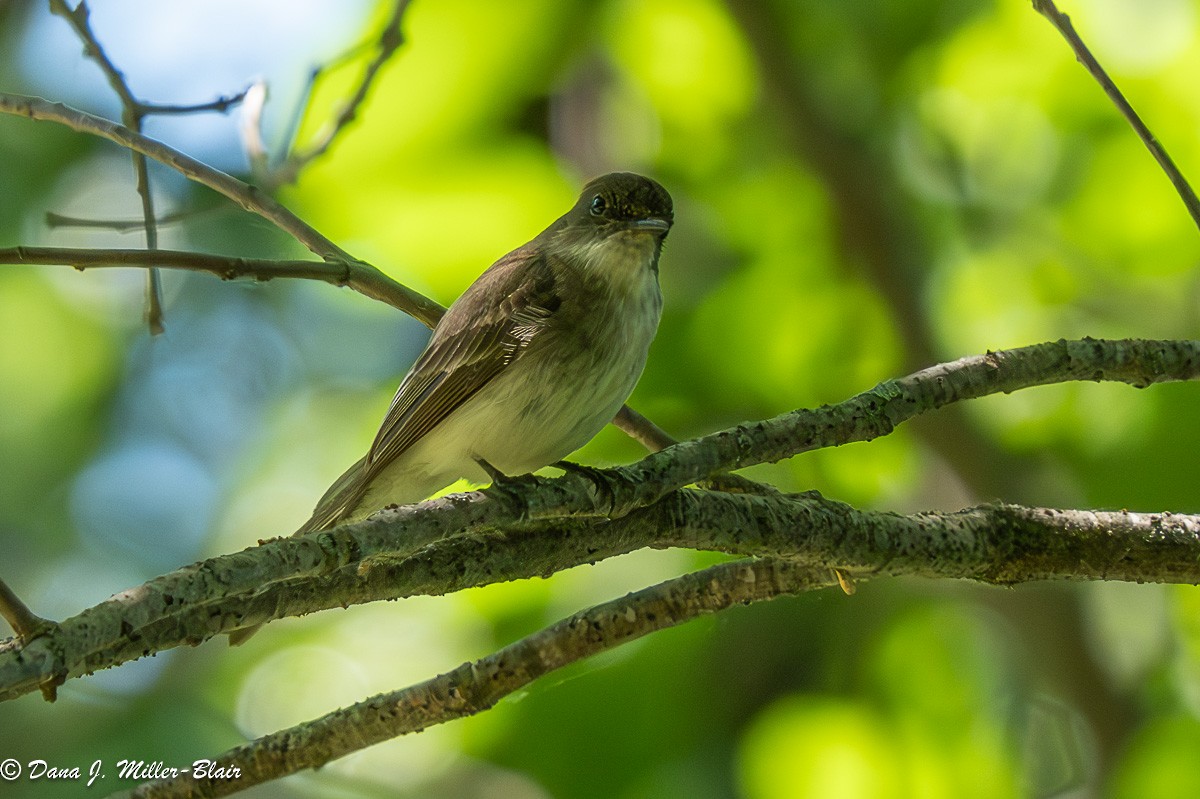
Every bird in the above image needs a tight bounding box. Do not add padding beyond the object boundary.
[297,172,673,533]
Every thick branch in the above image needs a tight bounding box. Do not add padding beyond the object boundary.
[581,338,1200,524]
[130,493,1200,660]
[115,492,1200,796]
[2,337,1199,703]
[117,559,832,798]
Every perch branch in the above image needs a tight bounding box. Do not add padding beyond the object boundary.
[2,338,1198,703]
[116,493,1200,796]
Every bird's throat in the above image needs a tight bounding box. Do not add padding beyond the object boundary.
[562,229,662,301]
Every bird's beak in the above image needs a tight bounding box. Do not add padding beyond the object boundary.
[630,217,671,233]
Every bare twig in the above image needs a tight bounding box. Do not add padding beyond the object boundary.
[272,0,413,184]
[1032,0,1200,232]
[49,0,168,331]
[609,407,775,494]
[0,245,408,291]
[47,0,134,113]
[238,80,270,176]
[0,93,445,326]
[138,90,249,116]
[116,559,831,798]
[45,207,218,232]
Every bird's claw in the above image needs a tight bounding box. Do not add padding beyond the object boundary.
[474,456,540,494]
[554,460,618,513]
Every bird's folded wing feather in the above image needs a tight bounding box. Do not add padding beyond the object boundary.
[295,247,560,533]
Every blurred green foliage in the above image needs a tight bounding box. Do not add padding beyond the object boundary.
[2,0,1200,796]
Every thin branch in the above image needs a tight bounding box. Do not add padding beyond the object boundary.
[608,407,774,494]
[0,92,348,260]
[238,80,270,176]
[1032,0,1200,232]
[273,0,413,184]
[141,216,165,332]
[49,0,167,331]
[48,0,135,109]
[0,256,668,458]
[0,92,445,326]
[47,2,252,329]
[2,338,1198,704]
[45,207,217,232]
[0,246,415,293]
[116,559,830,798]
[137,90,249,116]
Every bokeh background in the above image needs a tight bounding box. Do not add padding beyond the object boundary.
[2,0,1200,796]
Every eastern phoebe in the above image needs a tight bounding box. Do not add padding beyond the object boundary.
[297,172,673,533]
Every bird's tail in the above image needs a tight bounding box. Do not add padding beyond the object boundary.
[294,455,370,534]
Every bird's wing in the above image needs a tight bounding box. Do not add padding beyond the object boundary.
[296,247,561,533]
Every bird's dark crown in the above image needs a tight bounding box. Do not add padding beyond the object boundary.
[577,172,673,224]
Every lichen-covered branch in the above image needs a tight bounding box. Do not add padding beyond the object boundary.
[3,337,1199,705]
[585,337,1200,517]
[114,492,1200,797]
[114,559,832,799]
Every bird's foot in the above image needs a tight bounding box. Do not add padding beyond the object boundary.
[474,456,540,496]
[473,455,508,483]
[553,460,618,513]
[552,459,605,478]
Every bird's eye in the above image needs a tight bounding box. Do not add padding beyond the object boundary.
[590,195,607,216]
